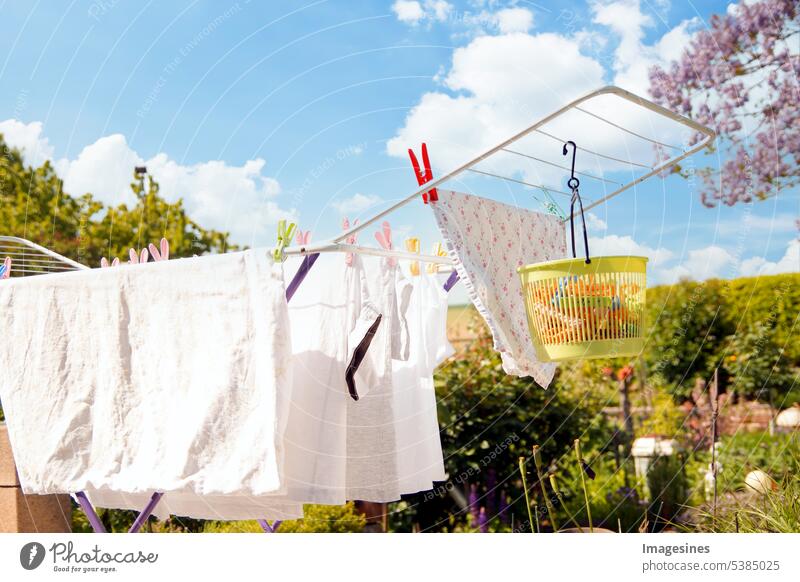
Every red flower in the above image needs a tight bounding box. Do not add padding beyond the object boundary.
[616,365,634,381]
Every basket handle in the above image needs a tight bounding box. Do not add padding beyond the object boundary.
[563,141,591,264]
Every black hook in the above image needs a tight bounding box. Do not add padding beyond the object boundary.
[562,140,591,264]
[562,140,580,191]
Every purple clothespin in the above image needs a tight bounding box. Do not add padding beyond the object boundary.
[286,230,319,302]
[444,270,459,292]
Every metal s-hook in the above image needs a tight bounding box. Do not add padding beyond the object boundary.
[562,140,580,191]
[562,140,591,264]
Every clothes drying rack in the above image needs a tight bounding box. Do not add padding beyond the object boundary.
[2,85,715,533]
[283,85,715,262]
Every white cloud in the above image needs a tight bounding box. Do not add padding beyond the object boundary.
[586,212,608,232]
[678,245,737,280]
[331,192,383,216]
[592,0,698,96]
[726,0,757,16]
[55,134,142,205]
[387,32,606,174]
[494,8,534,33]
[427,0,453,21]
[387,2,703,190]
[589,234,674,266]
[585,235,798,286]
[0,119,55,167]
[392,0,452,25]
[740,239,800,277]
[1,119,295,246]
[392,0,425,24]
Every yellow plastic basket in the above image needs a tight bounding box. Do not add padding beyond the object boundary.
[517,256,648,362]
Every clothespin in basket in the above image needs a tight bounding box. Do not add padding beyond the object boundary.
[427,242,448,274]
[0,257,11,279]
[374,221,396,267]
[405,238,420,276]
[273,219,297,262]
[408,142,438,204]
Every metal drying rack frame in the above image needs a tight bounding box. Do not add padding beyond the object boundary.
[282,85,716,265]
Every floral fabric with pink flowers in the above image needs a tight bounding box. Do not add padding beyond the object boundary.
[431,190,566,387]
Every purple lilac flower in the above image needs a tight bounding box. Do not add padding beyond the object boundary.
[477,507,489,533]
[468,483,480,526]
[498,491,510,525]
[485,469,497,516]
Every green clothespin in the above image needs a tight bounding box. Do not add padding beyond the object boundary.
[534,187,566,219]
[273,219,297,262]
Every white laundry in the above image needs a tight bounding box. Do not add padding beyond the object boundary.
[280,251,383,505]
[1,243,449,522]
[344,257,411,502]
[431,190,567,388]
[85,251,384,519]
[392,271,453,493]
[0,250,294,502]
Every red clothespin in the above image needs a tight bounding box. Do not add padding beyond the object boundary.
[408,142,438,204]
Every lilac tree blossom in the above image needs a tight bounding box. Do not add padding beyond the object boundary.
[649,0,799,207]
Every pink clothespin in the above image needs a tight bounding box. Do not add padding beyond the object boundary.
[296,230,312,246]
[374,221,396,267]
[100,257,120,268]
[128,247,150,265]
[342,218,359,266]
[0,257,11,279]
[408,142,438,204]
[148,238,170,262]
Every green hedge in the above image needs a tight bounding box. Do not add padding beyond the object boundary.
[646,273,799,400]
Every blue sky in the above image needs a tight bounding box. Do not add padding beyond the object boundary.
[0,0,797,301]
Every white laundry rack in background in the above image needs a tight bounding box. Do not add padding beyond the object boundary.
[0,236,89,275]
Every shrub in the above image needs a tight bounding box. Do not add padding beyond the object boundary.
[395,331,605,532]
[687,431,799,499]
[557,451,646,533]
[203,503,365,533]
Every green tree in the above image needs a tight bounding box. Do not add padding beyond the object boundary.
[724,328,796,404]
[1,135,99,262]
[86,171,235,266]
[646,279,732,400]
[0,133,235,268]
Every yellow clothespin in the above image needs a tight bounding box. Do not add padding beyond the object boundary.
[273,219,297,262]
[427,242,447,273]
[405,237,420,276]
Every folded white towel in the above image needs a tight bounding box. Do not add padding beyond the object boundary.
[0,250,293,501]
